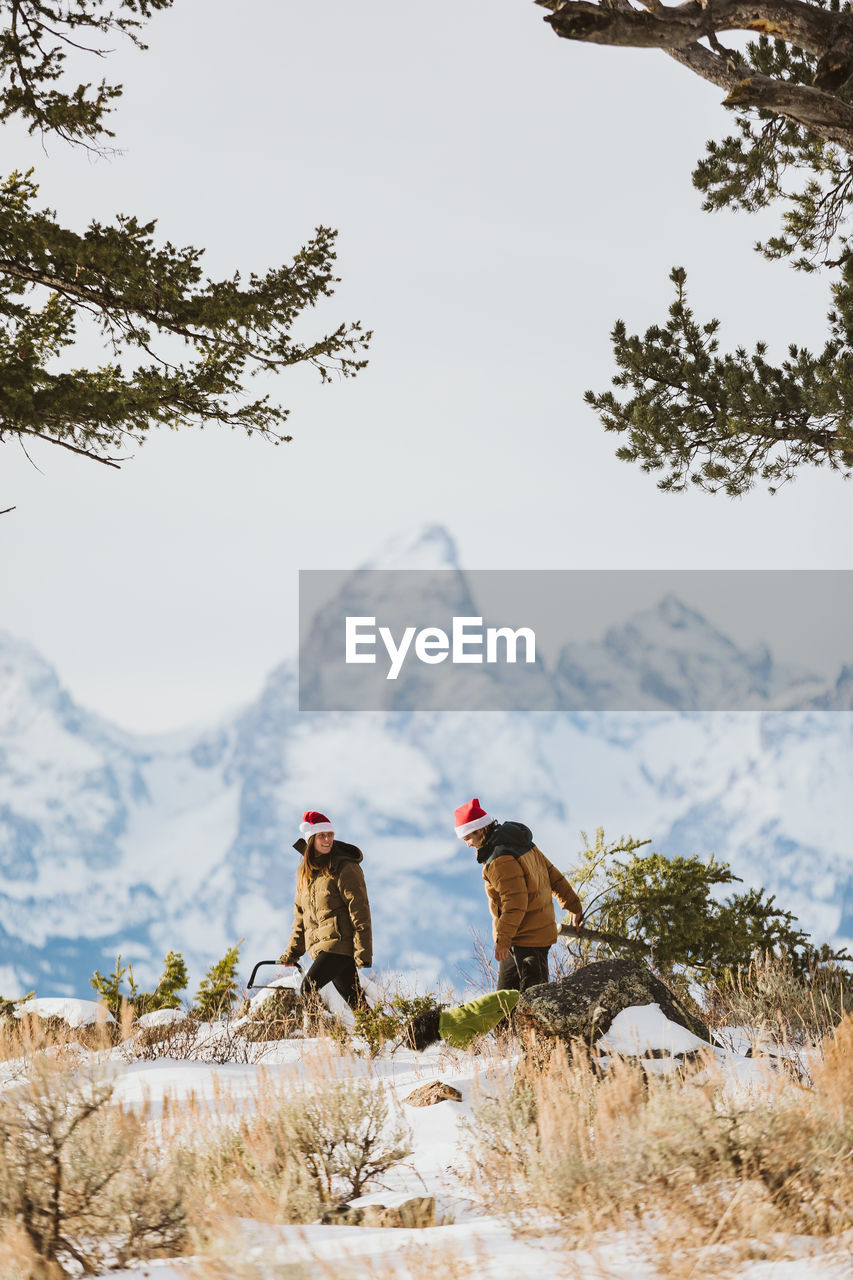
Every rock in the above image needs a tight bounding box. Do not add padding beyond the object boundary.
[359,1204,387,1226]
[321,1196,436,1228]
[403,1081,462,1107]
[320,1202,363,1225]
[386,1197,436,1229]
[516,958,712,1051]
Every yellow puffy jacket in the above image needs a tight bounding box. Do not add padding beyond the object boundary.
[480,821,581,950]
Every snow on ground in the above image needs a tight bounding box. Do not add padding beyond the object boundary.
[14,997,114,1026]
[595,1003,708,1055]
[7,998,851,1280]
[136,1007,187,1028]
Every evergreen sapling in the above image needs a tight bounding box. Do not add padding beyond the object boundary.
[194,942,242,1021]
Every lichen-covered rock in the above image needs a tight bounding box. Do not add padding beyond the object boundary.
[367,1198,436,1228]
[403,1081,462,1107]
[516,958,711,1050]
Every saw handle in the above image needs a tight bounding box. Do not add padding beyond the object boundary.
[248,959,293,989]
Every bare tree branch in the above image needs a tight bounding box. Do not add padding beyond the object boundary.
[666,39,748,92]
[16,428,124,467]
[537,0,853,58]
[537,0,853,150]
[724,73,853,141]
[557,921,653,954]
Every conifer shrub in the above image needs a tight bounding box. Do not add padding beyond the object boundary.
[90,950,189,1020]
[566,829,850,983]
[352,992,446,1058]
[139,950,189,1013]
[195,942,242,1021]
[88,942,245,1037]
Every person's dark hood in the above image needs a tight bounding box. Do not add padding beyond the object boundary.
[292,837,364,866]
[477,820,533,866]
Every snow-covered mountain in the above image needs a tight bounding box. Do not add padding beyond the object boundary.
[1,526,851,997]
[554,595,825,711]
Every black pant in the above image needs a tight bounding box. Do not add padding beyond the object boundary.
[301,951,364,1011]
[497,945,550,993]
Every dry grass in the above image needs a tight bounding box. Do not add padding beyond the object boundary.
[119,1010,280,1063]
[0,1026,414,1276]
[463,1015,853,1275]
[1,999,297,1067]
[704,950,851,1052]
[0,1006,126,1065]
[0,1224,47,1280]
[0,1039,187,1275]
[183,1050,413,1244]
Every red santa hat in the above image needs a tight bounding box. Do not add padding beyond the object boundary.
[454,797,493,838]
[299,810,335,837]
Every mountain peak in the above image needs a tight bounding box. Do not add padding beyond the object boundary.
[653,593,713,630]
[605,594,739,658]
[0,630,66,732]
[361,524,460,572]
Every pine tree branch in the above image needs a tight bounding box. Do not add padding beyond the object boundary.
[1,0,172,145]
[0,258,262,360]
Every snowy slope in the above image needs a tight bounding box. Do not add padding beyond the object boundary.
[93,1012,852,1280]
[0,526,851,997]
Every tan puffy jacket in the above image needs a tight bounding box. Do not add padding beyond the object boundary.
[480,822,582,950]
[281,841,372,968]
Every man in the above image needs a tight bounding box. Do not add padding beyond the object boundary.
[454,796,583,992]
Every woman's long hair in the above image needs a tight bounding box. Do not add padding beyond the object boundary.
[297,833,334,893]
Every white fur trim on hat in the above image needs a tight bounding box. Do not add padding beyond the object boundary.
[299,819,335,836]
[455,812,493,838]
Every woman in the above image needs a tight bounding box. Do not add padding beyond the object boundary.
[279,810,372,1011]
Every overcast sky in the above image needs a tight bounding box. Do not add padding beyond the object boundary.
[2,0,851,731]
